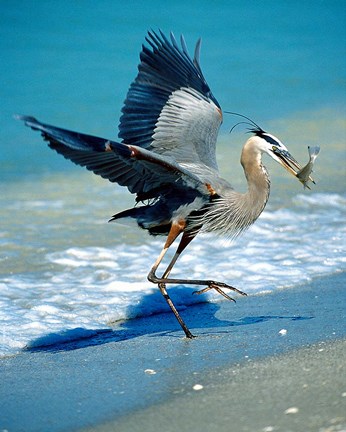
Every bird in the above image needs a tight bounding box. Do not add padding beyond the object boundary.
[17,30,307,338]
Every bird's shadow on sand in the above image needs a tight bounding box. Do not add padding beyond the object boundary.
[24,289,313,353]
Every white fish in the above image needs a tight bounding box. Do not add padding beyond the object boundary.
[296,146,320,189]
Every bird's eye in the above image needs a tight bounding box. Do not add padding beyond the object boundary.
[272,145,278,152]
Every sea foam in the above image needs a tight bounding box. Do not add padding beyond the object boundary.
[0,192,345,357]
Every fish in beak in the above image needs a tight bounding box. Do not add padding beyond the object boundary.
[272,145,319,189]
[296,146,320,189]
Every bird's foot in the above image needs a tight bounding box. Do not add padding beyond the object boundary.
[193,281,247,302]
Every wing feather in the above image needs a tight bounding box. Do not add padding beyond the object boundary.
[17,115,212,197]
[119,31,222,170]
[17,30,225,204]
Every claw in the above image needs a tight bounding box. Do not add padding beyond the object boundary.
[193,286,212,295]
[192,282,247,302]
[212,285,237,302]
[214,282,247,296]
[193,285,235,302]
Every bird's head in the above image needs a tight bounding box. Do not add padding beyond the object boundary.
[228,112,303,179]
[251,130,302,177]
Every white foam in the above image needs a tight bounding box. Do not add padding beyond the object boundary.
[0,192,345,356]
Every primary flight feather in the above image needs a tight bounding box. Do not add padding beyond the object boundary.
[17,30,313,338]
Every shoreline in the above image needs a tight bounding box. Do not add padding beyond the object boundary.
[1,272,345,432]
[86,338,346,432]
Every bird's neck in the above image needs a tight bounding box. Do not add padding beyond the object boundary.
[239,147,270,225]
[187,146,271,238]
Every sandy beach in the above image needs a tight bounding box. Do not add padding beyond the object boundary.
[1,272,345,432]
[1,2,345,432]
[89,339,346,432]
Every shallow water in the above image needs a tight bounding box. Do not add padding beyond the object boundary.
[1,1,345,356]
[1,155,345,356]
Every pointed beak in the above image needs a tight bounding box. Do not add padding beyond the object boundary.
[272,147,302,177]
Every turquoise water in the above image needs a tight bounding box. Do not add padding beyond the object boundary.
[2,0,345,178]
[0,1,345,356]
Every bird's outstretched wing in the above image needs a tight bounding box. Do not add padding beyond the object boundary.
[16,115,212,198]
[119,30,222,171]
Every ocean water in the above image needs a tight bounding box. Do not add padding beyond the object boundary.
[1,1,345,357]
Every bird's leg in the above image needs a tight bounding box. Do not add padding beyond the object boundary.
[148,223,247,338]
[157,282,195,339]
[192,283,245,302]
[147,220,187,283]
[148,221,195,339]
[150,229,247,302]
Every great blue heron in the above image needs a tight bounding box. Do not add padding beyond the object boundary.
[17,30,310,338]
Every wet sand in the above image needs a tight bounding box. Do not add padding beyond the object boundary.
[1,272,345,432]
[86,339,346,432]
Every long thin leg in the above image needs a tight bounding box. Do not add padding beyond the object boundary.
[161,231,196,279]
[158,231,197,338]
[157,283,195,338]
[148,220,186,281]
[147,221,195,338]
[147,222,247,338]
[149,230,247,298]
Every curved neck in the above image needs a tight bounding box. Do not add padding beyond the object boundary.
[239,145,270,224]
[189,141,271,238]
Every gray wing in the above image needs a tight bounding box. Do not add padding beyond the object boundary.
[119,30,222,171]
[17,115,213,199]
